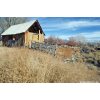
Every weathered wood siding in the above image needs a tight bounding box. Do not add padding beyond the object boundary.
[25,31,44,47]
[38,32,44,42]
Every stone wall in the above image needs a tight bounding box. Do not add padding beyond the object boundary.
[31,42,57,55]
[31,42,81,63]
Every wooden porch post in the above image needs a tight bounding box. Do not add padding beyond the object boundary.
[39,30,40,42]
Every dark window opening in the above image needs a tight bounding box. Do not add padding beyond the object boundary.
[38,35,39,40]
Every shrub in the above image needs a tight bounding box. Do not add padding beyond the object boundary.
[66,40,79,46]
[45,36,66,45]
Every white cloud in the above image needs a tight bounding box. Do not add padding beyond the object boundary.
[65,21,100,30]
[45,34,76,40]
[80,31,100,38]
[57,34,72,40]
[43,20,100,30]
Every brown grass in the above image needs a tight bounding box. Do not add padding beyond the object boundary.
[0,47,100,83]
[56,47,74,58]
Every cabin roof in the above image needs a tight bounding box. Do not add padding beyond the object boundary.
[1,20,43,35]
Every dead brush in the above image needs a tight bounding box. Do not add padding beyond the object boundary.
[0,47,100,83]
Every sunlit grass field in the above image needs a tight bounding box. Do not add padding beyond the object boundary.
[0,47,100,83]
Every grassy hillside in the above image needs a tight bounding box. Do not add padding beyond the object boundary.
[0,47,100,83]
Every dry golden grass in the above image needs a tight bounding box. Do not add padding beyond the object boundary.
[0,47,100,83]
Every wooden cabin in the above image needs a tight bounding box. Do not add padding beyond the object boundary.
[1,20,45,47]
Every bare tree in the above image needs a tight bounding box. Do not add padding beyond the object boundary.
[69,36,76,42]
[45,36,66,45]
[66,40,79,46]
[0,17,28,34]
[69,35,87,44]
[45,36,56,44]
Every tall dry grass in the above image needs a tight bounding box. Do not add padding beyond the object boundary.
[0,47,100,83]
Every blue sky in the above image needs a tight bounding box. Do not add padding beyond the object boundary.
[30,17,100,42]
